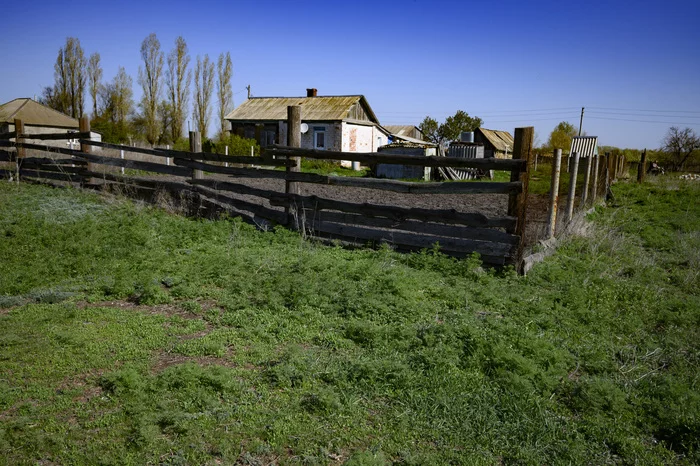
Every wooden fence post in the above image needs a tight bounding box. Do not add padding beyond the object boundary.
[581,154,593,207]
[79,116,93,185]
[591,154,600,203]
[546,148,562,238]
[286,105,302,228]
[506,126,534,272]
[637,149,647,183]
[190,131,202,180]
[13,118,24,183]
[565,151,580,221]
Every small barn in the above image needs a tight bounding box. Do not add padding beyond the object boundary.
[474,127,514,159]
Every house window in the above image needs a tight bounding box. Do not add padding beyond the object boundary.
[313,126,326,150]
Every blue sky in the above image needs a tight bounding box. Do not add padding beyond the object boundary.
[2,0,699,149]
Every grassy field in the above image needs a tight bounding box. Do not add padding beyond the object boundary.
[0,177,698,464]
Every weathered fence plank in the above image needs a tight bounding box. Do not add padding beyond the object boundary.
[76,151,191,176]
[300,210,520,245]
[308,220,515,258]
[270,193,516,229]
[178,158,521,194]
[188,178,280,200]
[83,139,290,166]
[19,131,91,141]
[266,145,527,171]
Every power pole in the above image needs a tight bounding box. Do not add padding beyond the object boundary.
[246,85,251,99]
[578,107,584,136]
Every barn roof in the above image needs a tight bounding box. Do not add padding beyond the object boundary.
[226,95,379,123]
[0,98,79,129]
[385,125,423,137]
[570,136,598,157]
[476,128,514,152]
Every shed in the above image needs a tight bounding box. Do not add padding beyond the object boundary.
[385,125,425,142]
[570,136,598,158]
[375,142,435,181]
[474,127,514,159]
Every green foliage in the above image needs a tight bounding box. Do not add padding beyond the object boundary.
[208,133,259,156]
[419,110,482,145]
[547,121,578,152]
[90,115,134,144]
[0,180,698,464]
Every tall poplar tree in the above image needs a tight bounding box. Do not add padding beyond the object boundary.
[216,52,233,139]
[138,33,164,144]
[87,53,103,118]
[166,36,191,142]
[193,54,215,138]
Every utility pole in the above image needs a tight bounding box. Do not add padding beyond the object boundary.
[246,85,251,99]
[579,107,584,136]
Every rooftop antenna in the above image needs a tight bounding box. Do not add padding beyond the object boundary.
[579,107,584,136]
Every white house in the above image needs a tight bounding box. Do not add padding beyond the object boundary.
[225,89,390,156]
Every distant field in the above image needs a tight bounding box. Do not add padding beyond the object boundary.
[0,178,698,464]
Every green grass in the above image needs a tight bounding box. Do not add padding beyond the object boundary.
[0,178,698,464]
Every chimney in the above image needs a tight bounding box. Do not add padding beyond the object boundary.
[306,88,317,97]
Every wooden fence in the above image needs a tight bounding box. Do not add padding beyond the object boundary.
[0,113,536,270]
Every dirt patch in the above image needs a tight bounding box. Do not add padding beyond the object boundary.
[151,350,245,374]
[77,300,203,320]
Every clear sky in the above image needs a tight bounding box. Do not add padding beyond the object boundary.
[2,0,699,149]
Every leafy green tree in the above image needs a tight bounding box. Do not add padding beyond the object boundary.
[91,67,134,144]
[418,116,439,144]
[547,121,577,152]
[439,110,483,142]
[419,111,482,146]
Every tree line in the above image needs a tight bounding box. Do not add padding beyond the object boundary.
[40,35,255,155]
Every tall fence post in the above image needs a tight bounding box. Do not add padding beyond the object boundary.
[591,154,600,203]
[190,131,202,180]
[13,118,24,183]
[637,149,647,183]
[546,148,562,238]
[79,116,93,186]
[565,151,580,221]
[581,154,593,207]
[604,152,613,200]
[286,105,302,229]
[506,126,534,272]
